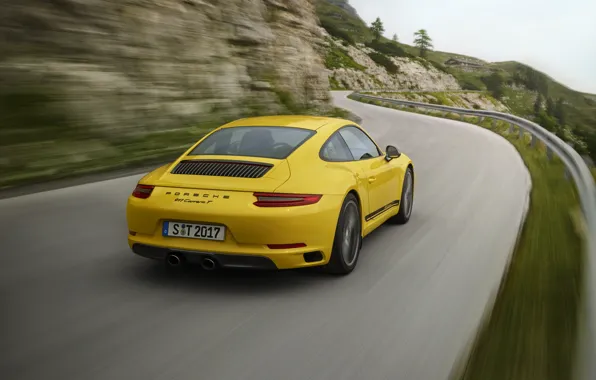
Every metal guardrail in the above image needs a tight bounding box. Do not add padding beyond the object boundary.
[350,91,596,380]
[352,88,483,94]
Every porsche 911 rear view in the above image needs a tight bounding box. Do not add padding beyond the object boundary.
[126,115,415,275]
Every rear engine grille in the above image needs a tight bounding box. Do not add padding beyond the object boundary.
[171,160,273,178]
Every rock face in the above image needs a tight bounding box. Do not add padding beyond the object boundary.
[0,0,331,141]
[325,37,461,91]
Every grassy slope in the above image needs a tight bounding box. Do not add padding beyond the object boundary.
[348,94,583,380]
[460,139,582,380]
[315,0,372,42]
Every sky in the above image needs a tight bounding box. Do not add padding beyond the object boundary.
[348,0,596,94]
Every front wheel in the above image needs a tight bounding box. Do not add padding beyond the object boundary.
[324,193,362,275]
[389,167,414,225]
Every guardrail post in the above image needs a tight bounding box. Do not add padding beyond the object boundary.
[478,116,484,124]
[519,127,524,139]
[460,114,465,121]
[531,134,538,147]
[491,119,496,129]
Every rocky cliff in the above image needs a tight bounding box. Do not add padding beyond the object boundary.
[0,0,333,186]
[322,35,462,91]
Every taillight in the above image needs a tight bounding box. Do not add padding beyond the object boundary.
[253,192,322,207]
[132,184,154,199]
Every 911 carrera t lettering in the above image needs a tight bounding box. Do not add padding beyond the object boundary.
[174,198,213,204]
[127,115,415,275]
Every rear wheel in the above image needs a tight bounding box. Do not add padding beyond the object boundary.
[325,193,362,275]
[389,167,414,225]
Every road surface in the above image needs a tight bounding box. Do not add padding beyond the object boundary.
[0,91,531,380]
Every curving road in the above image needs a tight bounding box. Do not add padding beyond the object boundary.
[0,91,530,380]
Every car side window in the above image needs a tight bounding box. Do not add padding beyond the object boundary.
[321,132,354,161]
[339,126,381,160]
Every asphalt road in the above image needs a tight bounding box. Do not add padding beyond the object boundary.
[0,91,531,380]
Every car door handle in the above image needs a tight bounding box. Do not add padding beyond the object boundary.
[368,177,376,183]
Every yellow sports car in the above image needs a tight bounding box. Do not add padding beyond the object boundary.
[126,115,414,274]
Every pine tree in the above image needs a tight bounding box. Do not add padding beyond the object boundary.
[546,97,555,116]
[554,98,566,125]
[533,95,542,115]
[413,29,433,58]
[370,18,384,41]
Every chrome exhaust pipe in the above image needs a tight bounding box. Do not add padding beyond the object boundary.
[201,257,216,271]
[166,253,182,267]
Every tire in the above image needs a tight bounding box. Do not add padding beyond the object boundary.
[324,193,362,275]
[388,167,414,225]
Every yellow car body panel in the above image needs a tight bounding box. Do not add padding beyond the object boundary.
[126,115,414,270]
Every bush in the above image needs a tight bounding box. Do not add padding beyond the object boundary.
[429,60,450,74]
[482,72,505,99]
[320,19,355,45]
[365,40,414,59]
[535,110,559,132]
[461,80,482,91]
[367,52,399,74]
[325,46,366,71]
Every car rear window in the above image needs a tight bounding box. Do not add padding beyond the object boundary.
[189,126,315,159]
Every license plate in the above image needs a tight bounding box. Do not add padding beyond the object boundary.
[162,221,225,241]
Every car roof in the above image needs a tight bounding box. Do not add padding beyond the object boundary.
[220,115,352,131]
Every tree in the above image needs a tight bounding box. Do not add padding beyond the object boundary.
[413,29,433,58]
[546,97,555,116]
[533,94,542,115]
[370,18,384,41]
[554,98,566,125]
[392,34,398,42]
[482,72,505,100]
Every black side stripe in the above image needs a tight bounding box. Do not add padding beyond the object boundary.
[365,200,400,222]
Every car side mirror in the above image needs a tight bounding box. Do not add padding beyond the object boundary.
[385,145,401,161]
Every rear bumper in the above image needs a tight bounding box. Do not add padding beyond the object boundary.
[130,242,324,270]
[127,191,346,269]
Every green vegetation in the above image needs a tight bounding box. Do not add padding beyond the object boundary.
[491,62,596,159]
[460,125,582,380]
[315,0,372,43]
[367,52,399,74]
[324,43,366,71]
[452,71,487,91]
[482,71,505,100]
[329,75,343,90]
[413,29,433,58]
[364,39,414,59]
[0,92,354,190]
[365,91,501,109]
[349,93,584,380]
[0,124,218,189]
